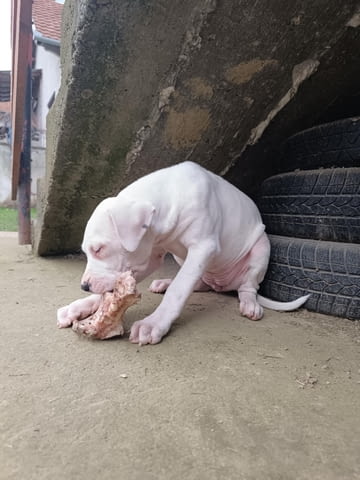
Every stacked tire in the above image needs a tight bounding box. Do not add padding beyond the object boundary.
[258,117,360,320]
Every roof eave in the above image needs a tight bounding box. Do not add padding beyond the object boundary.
[33,28,60,48]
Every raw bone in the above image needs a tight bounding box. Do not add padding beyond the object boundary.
[72,271,141,339]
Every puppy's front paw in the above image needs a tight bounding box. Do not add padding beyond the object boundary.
[56,295,102,329]
[148,278,172,293]
[57,305,73,328]
[129,317,168,345]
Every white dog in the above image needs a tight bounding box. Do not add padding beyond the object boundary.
[57,162,309,344]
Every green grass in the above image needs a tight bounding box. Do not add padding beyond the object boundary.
[0,207,37,232]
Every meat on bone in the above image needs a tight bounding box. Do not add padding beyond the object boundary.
[72,271,141,339]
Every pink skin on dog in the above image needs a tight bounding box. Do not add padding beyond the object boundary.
[57,162,309,345]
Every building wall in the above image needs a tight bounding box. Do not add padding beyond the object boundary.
[28,42,61,206]
[32,42,61,146]
[0,140,46,207]
[0,142,11,204]
[0,42,62,208]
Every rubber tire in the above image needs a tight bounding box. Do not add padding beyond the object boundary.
[258,167,360,243]
[260,235,360,320]
[280,117,360,171]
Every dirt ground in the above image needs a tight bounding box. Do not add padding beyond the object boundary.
[1,232,360,480]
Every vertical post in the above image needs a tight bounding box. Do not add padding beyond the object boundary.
[18,64,32,244]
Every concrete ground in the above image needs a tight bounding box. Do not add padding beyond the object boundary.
[1,232,360,480]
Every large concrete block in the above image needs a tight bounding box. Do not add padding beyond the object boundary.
[34,0,359,255]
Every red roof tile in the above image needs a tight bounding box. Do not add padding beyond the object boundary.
[32,0,63,42]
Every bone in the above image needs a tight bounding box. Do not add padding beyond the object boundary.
[72,271,141,339]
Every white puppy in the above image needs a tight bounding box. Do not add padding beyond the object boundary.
[57,162,309,344]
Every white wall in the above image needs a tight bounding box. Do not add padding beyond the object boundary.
[32,42,61,144]
[0,42,61,207]
[0,140,46,206]
[0,142,12,204]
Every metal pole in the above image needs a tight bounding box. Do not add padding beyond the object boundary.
[17,64,32,245]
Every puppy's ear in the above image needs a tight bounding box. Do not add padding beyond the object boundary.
[107,196,155,252]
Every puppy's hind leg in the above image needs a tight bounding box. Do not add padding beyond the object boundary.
[148,254,183,293]
[149,256,211,294]
[238,233,270,321]
[149,278,172,293]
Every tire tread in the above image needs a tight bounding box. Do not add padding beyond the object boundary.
[260,235,360,320]
[258,168,360,242]
[281,117,360,170]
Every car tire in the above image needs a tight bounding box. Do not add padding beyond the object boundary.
[258,167,360,243]
[280,117,360,171]
[260,235,360,320]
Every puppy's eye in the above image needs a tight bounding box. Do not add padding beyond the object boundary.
[91,245,104,256]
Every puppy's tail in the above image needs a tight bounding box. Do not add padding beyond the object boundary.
[257,294,310,312]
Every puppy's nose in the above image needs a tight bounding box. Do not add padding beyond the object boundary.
[81,282,91,292]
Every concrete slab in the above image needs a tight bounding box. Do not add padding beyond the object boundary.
[1,234,360,479]
[33,0,360,255]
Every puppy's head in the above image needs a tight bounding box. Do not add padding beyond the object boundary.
[80,195,155,293]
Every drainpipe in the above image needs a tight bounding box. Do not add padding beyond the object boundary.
[32,28,60,48]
